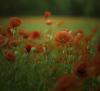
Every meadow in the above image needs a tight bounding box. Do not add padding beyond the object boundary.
[0,14,100,91]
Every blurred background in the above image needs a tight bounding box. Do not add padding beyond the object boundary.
[0,0,100,17]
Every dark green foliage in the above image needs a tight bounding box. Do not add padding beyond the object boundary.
[0,0,100,17]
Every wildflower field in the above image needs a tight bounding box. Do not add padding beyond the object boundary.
[0,13,100,91]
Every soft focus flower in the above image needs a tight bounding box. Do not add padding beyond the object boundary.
[9,17,22,28]
[54,74,81,91]
[29,31,40,39]
[54,30,73,46]
[24,44,33,53]
[46,19,53,25]
[44,11,51,19]
[18,29,29,39]
[4,50,15,61]
[73,61,88,78]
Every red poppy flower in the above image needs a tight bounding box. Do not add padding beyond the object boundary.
[44,11,51,19]
[29,31,40,39]
[73,61,88,78]
[54,30,73,46]
[46,19,53,25]
[4,51,15,62]
[18,29,29,39]
[24,44,33,53]
[9,17,22,28]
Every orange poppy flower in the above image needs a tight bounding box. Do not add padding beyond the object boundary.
[54,30,73,46]
[9,17,22,28]
[4,51,15,61]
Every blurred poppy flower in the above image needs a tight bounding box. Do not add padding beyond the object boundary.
[29,31,40,39]
[46,19,53,25]
[9,17,22,28]
[73,61,88,78]
[44,11,51,19]
[4,51,15,62]
[54,74,81,91]
[24,44,33,53]
[18,29,29,39]
[54,30,73,46]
